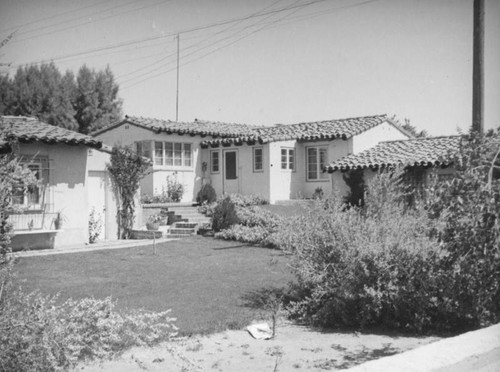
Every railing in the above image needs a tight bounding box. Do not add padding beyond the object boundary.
[7,212,59,231]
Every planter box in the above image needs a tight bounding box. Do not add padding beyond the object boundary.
[11,230,59,251]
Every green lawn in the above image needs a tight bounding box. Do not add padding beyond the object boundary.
[13,236,293,335]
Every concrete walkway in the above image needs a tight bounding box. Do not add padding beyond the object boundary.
[11,237,177,257]
[346,323,500,371]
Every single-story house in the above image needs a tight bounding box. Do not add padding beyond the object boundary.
[93,114,411,203]
[325,135,462,194]
[1,116,119,250]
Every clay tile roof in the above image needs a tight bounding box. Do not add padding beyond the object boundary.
[200,114,394,147]
[325,135,462,172]
[0,116,102,149]
[93,115,258,138]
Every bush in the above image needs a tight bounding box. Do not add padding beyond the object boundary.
[280,178,441,332]
[88,207,103,243]
[0,290,177,371]
[213,205,282,246]
[140,175,185,204]
[282,130,500,333]
[166,174,184,202]
[215,224,271,246]
[236,206,282,228]
[211,196,239,232]
[226,193,268,207]
[424,131,500,328]
[196,183,217,204]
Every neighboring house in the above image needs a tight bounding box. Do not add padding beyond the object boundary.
[325,135,462,195]
[94,114,410,203]
[0,116,118,250]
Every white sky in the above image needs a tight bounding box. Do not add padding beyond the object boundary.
[0,0,499,136]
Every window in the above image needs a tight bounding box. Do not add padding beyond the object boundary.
[210,151,220,173]
[134,141,151,160]
[281,148,295,170]
[153,141,192,167]
[13,163,42,207]
[307,146,328,181]
[253,147,263,172]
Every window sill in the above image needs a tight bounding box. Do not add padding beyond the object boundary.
[306,178,329,183]
[152,166,194,172]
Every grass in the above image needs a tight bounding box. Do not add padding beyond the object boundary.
[12,236,293,336]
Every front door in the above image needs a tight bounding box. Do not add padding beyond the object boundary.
[223,150,239,194]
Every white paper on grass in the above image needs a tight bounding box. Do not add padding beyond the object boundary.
[247,323,273,340]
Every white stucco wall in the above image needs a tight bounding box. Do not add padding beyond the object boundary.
[17,142,89,247]
[352,121,410,153]
[95,123,204,202]
[201,144,271,200]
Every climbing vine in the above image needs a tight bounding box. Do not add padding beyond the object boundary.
[107,145,150,239]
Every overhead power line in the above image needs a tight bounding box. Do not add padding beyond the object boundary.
[11,0,175,44]
[9,0,332,70]
[119,0,380,89]
[0,0,115,34]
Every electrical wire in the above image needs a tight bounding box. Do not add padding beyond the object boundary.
[8,0,332,70]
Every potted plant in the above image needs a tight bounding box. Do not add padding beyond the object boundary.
[53,212,66,230]
[146,214,162,231]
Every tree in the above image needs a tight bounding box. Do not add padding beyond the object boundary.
[0,63,122,133]
[74,65,122,134]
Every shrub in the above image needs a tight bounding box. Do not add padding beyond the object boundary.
[214,205,282,246]
[342,169,366,207]
[215,224,271,246]
[211,196,239,232]
[0,290,177,371]
[226,193,268,207]
[236,206,282,228]
[196,183,217,204]
[424,131,500,328]
[280,183,441,332]
[282,130,500,333]
[88,207,103,243]
[166,174,184,202]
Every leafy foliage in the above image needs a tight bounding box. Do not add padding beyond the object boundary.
[215,205,282,247]
[196,183,217,204]
[165,174,184,202]
[211,196,239,232]
[88,207,103,244]
[0,124,38,303]
[107,146,150,239]
[0,62,122,133]
[0,291,177,371]
[226,193,268,207]
[140,175,185,204]
[425,130,500,328]
[281,130,500,333]
[342,169,366,207]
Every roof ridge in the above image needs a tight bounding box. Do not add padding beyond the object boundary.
[381,135,462,144]
[273,114,388,127]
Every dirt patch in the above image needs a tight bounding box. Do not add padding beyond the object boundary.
[79,322,439,371]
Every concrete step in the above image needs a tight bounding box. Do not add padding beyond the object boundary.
[174,222,198,229]
[168,228,196,235]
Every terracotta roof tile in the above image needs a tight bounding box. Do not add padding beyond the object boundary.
[94,115,257,138]
[0,116,102,149]
[200,114,394,147]
[326,136,462,172]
